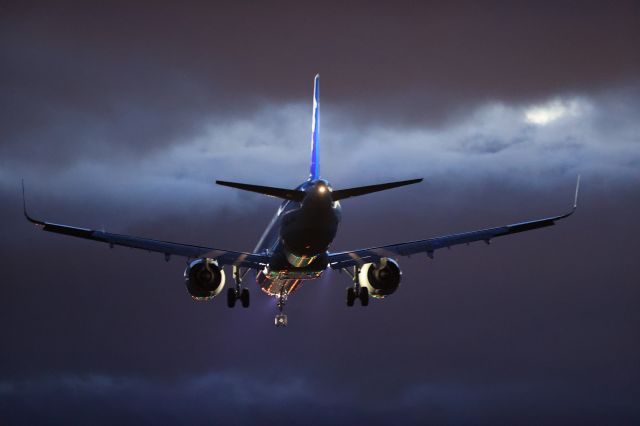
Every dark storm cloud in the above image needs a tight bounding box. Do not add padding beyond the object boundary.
[1,0,639,167]
[1,373,636,425]
[1,1,639,425]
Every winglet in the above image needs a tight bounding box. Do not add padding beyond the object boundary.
[21,180,44,226]
[573,174,580,210]
[555,175,580,220]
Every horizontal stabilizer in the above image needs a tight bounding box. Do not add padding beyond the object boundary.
[331,178,423,201]
[216,180,306,201]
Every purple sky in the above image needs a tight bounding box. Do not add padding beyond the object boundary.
[1,1,639,424]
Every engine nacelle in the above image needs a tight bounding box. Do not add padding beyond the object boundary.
[358,258,402,299]
[184,258,226,301]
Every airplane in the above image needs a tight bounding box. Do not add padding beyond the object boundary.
[23,74,580,327]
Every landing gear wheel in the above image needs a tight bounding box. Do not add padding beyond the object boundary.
[359,287,369,306]
[275,313,288,327]
[346,287,356,307]
[227,288,237,308]
[240,288,250,308]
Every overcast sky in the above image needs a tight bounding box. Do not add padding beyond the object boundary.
[1,1,639,425]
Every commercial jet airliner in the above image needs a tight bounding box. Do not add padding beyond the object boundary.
[24,75,579,326]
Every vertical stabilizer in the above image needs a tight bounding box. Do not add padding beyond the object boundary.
[309,74,320,180]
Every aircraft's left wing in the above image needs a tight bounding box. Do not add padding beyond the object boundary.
[329,177,580,270]
[23,186,268,269]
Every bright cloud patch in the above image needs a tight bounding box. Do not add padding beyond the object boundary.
[2,92,638,222]
[524,99,582,125]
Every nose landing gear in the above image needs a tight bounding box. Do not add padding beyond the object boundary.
[274,291,288,327]
[275,313,288,327]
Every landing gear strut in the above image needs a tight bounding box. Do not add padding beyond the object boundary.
[345,266,369,307]
[274,291,288,327]
[227,266,250,308]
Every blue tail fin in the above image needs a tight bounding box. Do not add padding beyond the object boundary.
[309,74,320,180]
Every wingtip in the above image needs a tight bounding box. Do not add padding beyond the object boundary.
[21,178,27,217]
[551,175,581,220]
[21,180,44,226]
[573,174,581,210]
[405,178,424,185]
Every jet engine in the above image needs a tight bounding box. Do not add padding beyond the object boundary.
[184,258,226,301]
[358,258,401,298]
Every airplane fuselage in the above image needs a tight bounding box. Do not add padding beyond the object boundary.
[254,179,341,296]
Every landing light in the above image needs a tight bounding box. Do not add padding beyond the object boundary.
[318,185,326,193]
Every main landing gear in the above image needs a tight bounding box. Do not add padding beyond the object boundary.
[227,266,250,308]
[345,266,369,307]
[275,291,288,327]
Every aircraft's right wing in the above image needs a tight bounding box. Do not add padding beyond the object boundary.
[329,177,580,269]
[25,216,269,268]
[22,184,268,269]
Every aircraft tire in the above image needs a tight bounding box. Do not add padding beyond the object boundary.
[346,287,355,307]
[227,288,237,308]
[240,288,250,308]
[359,287,369,307]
